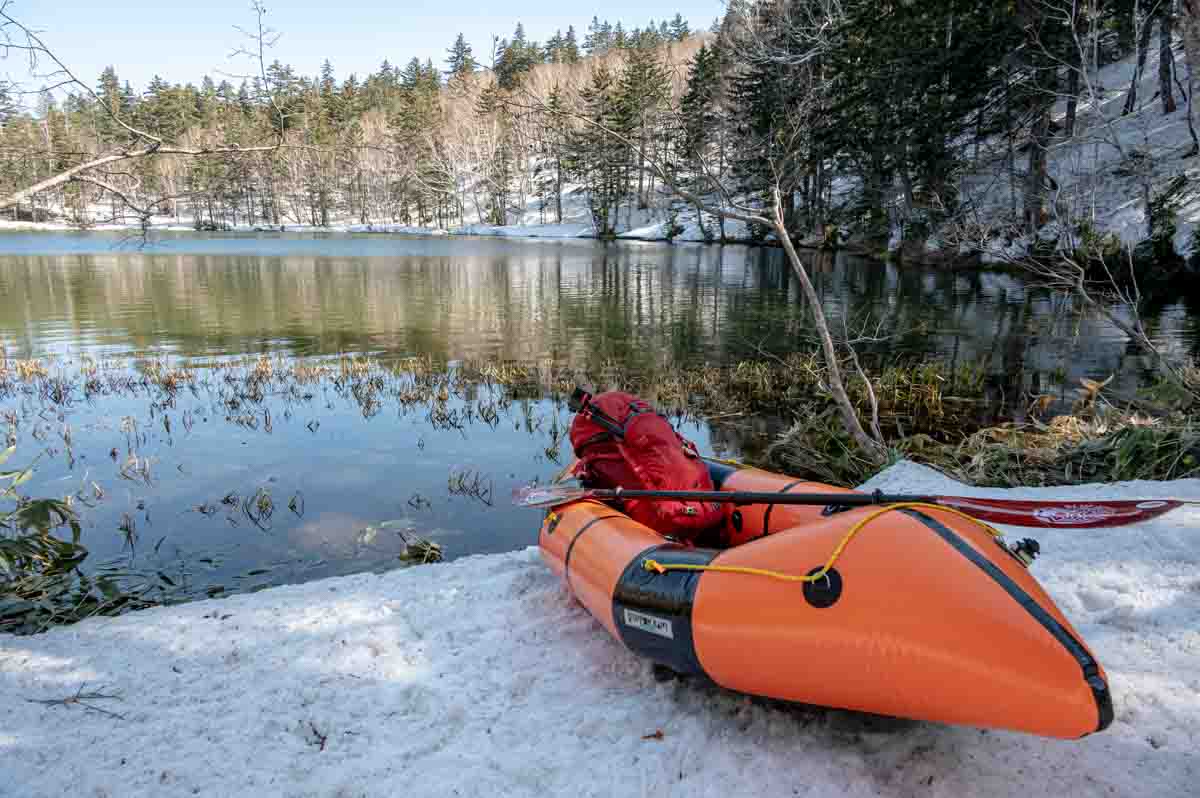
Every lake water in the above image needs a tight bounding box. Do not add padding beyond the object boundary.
[2,231,1198,612]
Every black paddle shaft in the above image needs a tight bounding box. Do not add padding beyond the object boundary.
[592,488,937,506]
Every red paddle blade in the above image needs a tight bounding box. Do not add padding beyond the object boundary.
[937,497,1187,528]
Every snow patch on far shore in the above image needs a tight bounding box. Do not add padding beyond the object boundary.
[0,218,449,236]
[1,460,1197,797]
[0,179,764,246]
[454,222,594,239]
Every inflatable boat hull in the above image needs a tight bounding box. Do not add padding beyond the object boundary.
[538,466,1112,739]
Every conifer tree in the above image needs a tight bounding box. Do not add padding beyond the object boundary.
[539,85,571,222]
[445,33,478,78]
[95,67,125,141]
[619,44,671,208]
[584,17,603,55]
[496,23,543,88]
[545,30,564,63]
[319,60,340,123]
[563,26,581,63]
[571,65,627,235]
[669,13,690,41]
[680,42,730,239]
[0,82,16,128]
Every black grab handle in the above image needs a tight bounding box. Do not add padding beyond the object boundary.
[567,386,628,440]
[568,387,591,413]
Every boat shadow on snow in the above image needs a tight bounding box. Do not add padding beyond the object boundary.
[654,665,924,737]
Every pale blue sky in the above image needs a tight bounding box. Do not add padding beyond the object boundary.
[6,0,726,94]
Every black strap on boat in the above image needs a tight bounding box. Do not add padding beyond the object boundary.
[762,480,805,536]
[563,514,624,591]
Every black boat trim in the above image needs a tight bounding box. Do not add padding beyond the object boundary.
[901,508,1113,734]
[611,544,718,676]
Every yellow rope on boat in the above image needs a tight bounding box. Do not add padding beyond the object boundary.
[641,502,1003,584]
[705,455,748,469]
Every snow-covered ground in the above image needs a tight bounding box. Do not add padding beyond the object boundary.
[951,40,1200,261]
[0,218,449,237]
[1,461,1197,797]
[456,221,594,239]
[0,212,725,245]
[0,177,757,245]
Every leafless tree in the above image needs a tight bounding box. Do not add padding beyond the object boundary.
[504,68,887,460]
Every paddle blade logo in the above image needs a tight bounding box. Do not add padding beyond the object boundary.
[1032,504,1116,525]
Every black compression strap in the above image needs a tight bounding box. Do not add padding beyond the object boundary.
[583,405,628,439]
[563,514,624,591]
[762,480,805,536]
[573,431,614,456]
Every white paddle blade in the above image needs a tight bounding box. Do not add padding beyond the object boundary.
[512,484,591,508]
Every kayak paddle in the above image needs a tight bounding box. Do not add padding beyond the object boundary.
[512,484,1193,529]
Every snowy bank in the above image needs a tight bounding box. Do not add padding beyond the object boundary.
[0,180,764,246]
[0,216,763,246]
[0,219,448,237]
[1,461,1198,798]
[454,222,595,239]
[0,216,764,246]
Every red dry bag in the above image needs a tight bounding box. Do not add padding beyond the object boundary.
[568,389,725,540]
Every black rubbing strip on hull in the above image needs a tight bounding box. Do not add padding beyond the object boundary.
[762,480,805,536]
[563,515,624,591]
[611,544,718,676]
[901,509,1114,735]
[705,460,738,490]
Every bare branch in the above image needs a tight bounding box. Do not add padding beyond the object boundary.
[0,143,282,211]
[0,0,162,145]
[771,185,884,457]
[69,174,163,219]
[0,0,287,215]
[225,1,287,137]
[10,78,75,96]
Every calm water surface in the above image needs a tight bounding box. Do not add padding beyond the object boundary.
[2,231,1198,606]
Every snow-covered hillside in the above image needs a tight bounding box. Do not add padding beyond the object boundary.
[947,39,1200,260]
[7,38,1200,256]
